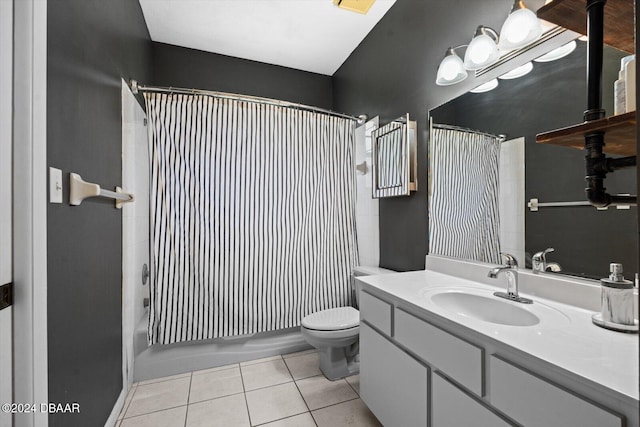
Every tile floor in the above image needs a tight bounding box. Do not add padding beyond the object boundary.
[116,349,382,427]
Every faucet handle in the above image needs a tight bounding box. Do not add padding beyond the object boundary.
[500,252,518,267]
[532,248,555,273]
[533,247,554,260]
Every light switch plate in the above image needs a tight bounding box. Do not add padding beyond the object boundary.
[49,167,62,203]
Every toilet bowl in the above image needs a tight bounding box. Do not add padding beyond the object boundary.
[300,266,394,380]
[301,306,360,380]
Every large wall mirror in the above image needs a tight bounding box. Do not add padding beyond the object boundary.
[428,41,637,280]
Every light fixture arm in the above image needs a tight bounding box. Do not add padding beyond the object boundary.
[511,0,528,13]
[446,44,468,55]
[476,26,499,42]
[438,44,469,71]
[438,45,468,64]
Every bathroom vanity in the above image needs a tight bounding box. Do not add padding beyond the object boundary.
[357,255,639,427]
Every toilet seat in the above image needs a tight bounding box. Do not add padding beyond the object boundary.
[301,307,359,331]
[301,325,359,341]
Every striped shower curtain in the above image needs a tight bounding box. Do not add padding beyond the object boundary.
[429,125,501,264]
[374,124,405,193]
[144,93,359,344]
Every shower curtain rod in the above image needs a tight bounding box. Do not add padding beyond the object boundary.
[130,80,366,124]
[431,122,506,142]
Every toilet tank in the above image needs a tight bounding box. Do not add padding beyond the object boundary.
[351,266,395,308]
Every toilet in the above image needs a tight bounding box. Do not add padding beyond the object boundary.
[300,266,394,380]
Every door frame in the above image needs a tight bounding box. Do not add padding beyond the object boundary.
[1,0,15,425]
[13,0,49,426]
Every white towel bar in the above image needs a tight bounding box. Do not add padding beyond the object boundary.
[70,173,134,208]
[527,198,631,212]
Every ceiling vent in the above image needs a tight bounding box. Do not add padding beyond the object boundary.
[333,0,376,14]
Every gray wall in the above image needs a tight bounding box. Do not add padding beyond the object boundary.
[333,0,521,271]
[334,0,636,276]
[152,42,334,109]
[45,11,333,427]
[47,1,151,426]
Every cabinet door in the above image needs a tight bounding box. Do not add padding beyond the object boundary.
[360,322,428,427]
[395,308,483,396]
[490,355,623,427]
[432,372,515,427]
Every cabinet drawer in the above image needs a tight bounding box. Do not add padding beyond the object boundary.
[490,355,623,427]
[394,308,483,396]
[432,372,514,427]
[359,290,392,336]
[360,322,428,427]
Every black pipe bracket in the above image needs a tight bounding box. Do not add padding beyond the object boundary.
[582,0,637,207]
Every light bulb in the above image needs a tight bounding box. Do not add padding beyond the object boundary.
[469,35,494,64]
[436,50,468,86]
[499,7,542,51]
[470,79,499,93]
[441,59,458,80]
[505,12,530,43]
[464,28,499,70]
[499,62,533,79]
[534,41,577,62]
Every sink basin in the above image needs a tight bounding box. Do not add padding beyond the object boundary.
[430,291,540,326]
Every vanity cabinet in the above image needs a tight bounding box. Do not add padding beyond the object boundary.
[431,373,512,427]
[490,355,622,427]
[359,288,629,427]
[394,308,483,396]
[360,323,428,427]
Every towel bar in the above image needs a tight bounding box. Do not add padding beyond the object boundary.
[527,197,631,212]
[70,173,134,208]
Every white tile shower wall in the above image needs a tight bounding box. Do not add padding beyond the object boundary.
[122,80,150,388]
[498,137,525,265]
[354,118,380,268]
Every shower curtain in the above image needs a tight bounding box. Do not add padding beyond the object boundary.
[429,125,501,264]
[144,93,358,344]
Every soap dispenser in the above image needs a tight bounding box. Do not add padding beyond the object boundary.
[592,263,638,333]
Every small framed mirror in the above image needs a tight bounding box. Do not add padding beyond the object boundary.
[371,114,418,198]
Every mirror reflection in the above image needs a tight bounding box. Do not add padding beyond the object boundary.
[428,41,637,279]
[372,114,418,198]
[376,127,404,189]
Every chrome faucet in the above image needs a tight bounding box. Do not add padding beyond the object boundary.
[488,253,533,304]
[532,248,562,274]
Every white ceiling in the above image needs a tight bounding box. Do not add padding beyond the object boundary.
[139,0,396,76]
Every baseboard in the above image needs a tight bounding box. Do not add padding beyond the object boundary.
[104,387,127,427]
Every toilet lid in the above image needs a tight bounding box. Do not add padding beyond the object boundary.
[301,307,359,331]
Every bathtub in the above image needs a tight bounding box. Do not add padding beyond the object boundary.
[133,310,311,382]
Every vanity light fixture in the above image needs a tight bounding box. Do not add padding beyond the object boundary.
[534,41,577,62]
[463,26,500,70]
[498,0,543,52]
[436,47,468,86]
[470,78,499,93]
[498,61,533,79]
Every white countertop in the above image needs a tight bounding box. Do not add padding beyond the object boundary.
[357,268,639,403]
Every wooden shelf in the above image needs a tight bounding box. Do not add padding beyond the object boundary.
[537,0,634,53]
[536,111,637,156]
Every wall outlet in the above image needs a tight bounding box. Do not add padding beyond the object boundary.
[49,167,62,203]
